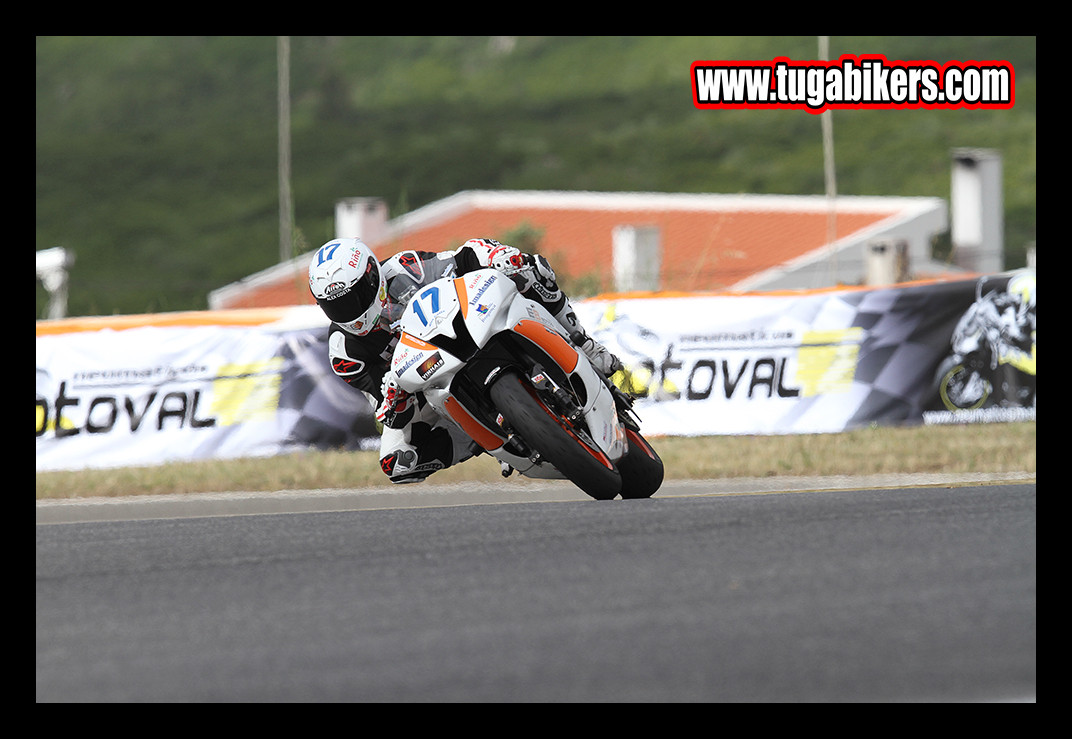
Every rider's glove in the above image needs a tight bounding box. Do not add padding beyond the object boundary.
[375,373,415,429]
[490,245,530,276]
[464,238,531,276]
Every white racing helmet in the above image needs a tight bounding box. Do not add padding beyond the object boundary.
[308,238,387,336]
[1006,270,1036,311]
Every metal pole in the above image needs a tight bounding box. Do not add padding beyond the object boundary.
[819,36,838,284]
[278,36,293,263]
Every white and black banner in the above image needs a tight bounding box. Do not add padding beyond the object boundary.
[36,311,377,472]
[37,272,1034,472]
[577,270,1035,436]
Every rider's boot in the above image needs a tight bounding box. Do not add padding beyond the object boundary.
[515,254,623,377]
[553,300,623,377]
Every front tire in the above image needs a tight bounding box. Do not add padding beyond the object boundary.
[489,371,621,500]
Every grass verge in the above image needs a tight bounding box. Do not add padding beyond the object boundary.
[36,422,1035,500]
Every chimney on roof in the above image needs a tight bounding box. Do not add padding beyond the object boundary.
[951,148,1004,274]
[612,225,661,292]
[335,198,389,246]
[866,238,909,286]
[36,247,74,319]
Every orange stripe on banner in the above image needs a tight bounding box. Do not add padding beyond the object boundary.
[585,275,982,302]
[512,319,579,373]
[444,397,505,451]
[35,308,299,336]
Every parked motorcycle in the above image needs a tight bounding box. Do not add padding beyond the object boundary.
[390,268,663,500]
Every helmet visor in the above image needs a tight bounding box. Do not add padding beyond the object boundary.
[316,258,382,324]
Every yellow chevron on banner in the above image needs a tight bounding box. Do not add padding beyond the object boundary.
[795,328,864,397]
[210,358,285,426]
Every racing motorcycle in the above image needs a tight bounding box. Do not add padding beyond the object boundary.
[934,276,1036,411]
[390,268,663,500]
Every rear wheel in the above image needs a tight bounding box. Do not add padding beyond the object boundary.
[617,428,663,499]
[489,371,621,500]
[937,358,991,410]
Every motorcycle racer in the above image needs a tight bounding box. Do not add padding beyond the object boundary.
[308,237,622,483]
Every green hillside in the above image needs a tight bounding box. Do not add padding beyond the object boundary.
[36,36,1036,318]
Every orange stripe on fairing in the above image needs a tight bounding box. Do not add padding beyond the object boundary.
[512,319,578,373]
[444,397,505,451]
[399,332,438,351]
[454,277,469,319]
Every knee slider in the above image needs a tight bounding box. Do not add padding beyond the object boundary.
[379,423,454,483]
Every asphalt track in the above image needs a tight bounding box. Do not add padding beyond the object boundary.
[36,474,1036,702]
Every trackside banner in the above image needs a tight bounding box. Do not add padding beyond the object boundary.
[36,272,1034,472]
[36,308,378,472]
[577,270,1035,436]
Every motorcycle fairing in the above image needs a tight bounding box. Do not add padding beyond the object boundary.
[392,269,627,474]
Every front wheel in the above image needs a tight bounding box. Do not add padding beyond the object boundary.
[489,371,621,500]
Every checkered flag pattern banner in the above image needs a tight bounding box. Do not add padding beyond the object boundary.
[577,271,1034,436]
[36,272,1033,471]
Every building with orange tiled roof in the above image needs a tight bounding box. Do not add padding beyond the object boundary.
[208,190,952,310]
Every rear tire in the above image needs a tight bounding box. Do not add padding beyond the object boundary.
[489,371,621,500]
[617,428,663,499]
[936,357,991,410]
